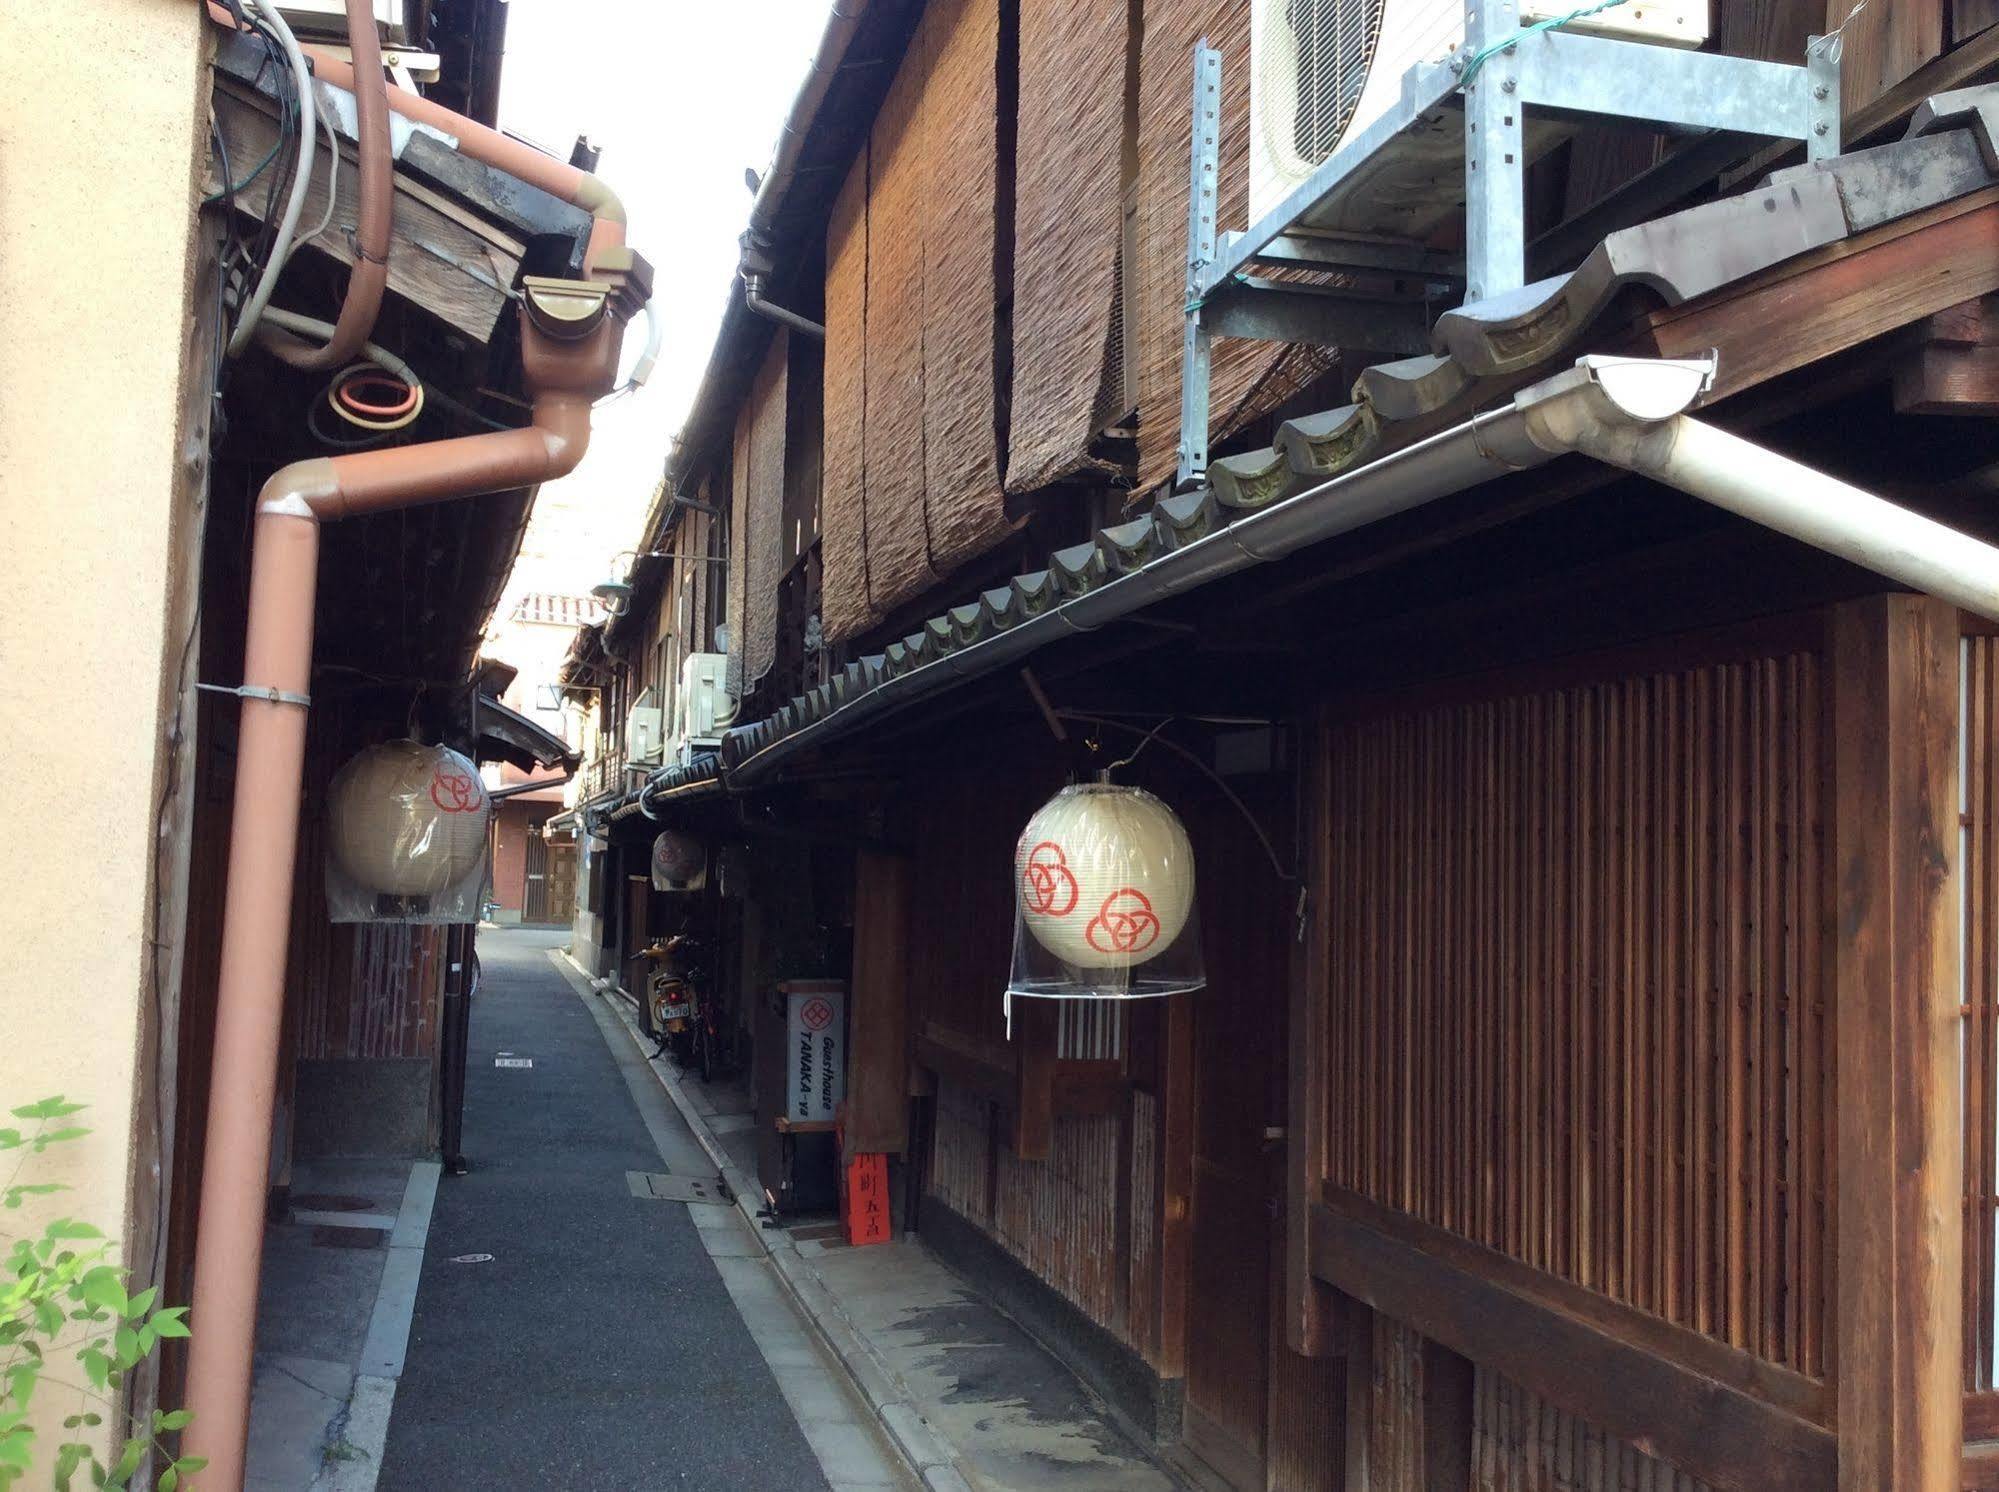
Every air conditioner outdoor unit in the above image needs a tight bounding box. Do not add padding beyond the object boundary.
[624,693,664,767]
[276,0,408,44]
[673,653,736,762]
[1247,0,1710,226]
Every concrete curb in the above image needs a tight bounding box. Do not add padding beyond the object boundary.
[550,949,976,1492]
[308,1161,441,1492]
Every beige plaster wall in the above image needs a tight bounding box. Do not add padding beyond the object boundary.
[0,0,209,1371]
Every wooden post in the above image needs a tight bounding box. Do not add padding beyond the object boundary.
[1012,997,1058,1161]
[1157,989,1196,1376]
[847,848,912,1154]
[1288,711,1338,1356]
[1830,594,1962,1492]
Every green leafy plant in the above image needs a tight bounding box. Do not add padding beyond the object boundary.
[0,1098,203,1490]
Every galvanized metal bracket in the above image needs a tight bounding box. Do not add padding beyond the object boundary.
[1176,4,1841,483]
[197,681,313,709]
[1177,41,1222,492]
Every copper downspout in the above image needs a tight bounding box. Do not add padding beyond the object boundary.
[255,0,392,370]
[182,31,648,1481]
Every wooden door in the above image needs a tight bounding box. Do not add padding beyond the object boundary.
[1182,784,1288,1489]
[546,841,576,925]
[622,870,651,990]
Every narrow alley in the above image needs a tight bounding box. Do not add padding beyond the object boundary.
[375,930,906,1491]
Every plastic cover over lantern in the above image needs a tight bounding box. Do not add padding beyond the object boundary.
[1006,783,1204,1029]
[651,830,707,891]
[326,740,490,923]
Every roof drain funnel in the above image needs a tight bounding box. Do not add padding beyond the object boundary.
[1528,356,1999,620]
[179,138,650,1492]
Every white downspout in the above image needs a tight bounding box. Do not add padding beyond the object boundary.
[1524,356,1999,622]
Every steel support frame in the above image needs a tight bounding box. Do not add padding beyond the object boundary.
[1177,42,1222,489]
[1176,3,1842,486]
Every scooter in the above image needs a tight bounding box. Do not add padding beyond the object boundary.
[638,935,700,1063]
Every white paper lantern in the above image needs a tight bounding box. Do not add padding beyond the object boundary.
[328,741,490,898]
[651,831,707,891]
[1007,783,1204,1017]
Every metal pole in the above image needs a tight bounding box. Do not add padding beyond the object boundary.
[439,925,472,1175]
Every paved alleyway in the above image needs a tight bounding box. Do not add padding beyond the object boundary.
[377,928,901,1491]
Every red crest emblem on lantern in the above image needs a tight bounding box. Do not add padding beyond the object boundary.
[1020,841,1080,917]
[429,766,481,813]
[1086,888,1162,955]
[800,997,836,1032]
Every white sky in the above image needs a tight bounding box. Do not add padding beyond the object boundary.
[489,0,832,613]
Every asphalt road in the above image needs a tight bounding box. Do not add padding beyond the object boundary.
[377,928,832,1491]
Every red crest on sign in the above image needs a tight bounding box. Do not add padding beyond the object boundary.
[800,997,836,1032]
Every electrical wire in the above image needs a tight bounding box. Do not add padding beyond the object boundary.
[212,5,300,357]
[301,103,340,249]
[225,0,316,357]
[327,364,425,430]
[1056,710,1297,885]
[326,372,424,431]
[335,366,420,419]
[1457,0,1630,90]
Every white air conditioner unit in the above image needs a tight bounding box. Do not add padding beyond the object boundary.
[1247,0,1709,226]
[276,0,408,44]
[673,653,737,763]
[624,691,664,767]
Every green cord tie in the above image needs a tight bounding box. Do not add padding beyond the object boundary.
[1457,0,1631,91]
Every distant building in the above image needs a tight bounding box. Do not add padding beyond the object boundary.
[480,591,605,923]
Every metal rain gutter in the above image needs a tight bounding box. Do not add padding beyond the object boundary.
[723,356,1666,787]
[722,352,1999,790]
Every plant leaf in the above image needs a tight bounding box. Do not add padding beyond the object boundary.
[43,1222,101,1242]
[78,1268,125,1316]
[123,1287,156,1320]
[148,1309,189,1340]
[154,1411,190,1434]
[10,1099,85,1121]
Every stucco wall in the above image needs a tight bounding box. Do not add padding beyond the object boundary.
[0,0,208,1383]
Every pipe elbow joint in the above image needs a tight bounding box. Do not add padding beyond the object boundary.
[257,457,343,520]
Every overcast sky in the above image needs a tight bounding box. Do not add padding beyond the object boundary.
[490,0,832,608]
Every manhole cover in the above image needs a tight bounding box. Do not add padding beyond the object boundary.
[625,1171,731,1206]
[494,1056,533,1069]
[311,1226,385,1250]
[449,1253,495,1264]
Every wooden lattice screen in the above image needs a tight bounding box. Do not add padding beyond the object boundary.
[1319,645,1829,1377]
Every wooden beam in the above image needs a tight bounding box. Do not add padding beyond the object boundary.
[1309,1192,1835,1490]
[208,81,520,344]
[1835,0,1945,117]
[1896,296,1999,415]
[846,848,912,1154]
[915,1024,1015,1103]
[1829,595,1964,1492]
[1633,189,1999,402]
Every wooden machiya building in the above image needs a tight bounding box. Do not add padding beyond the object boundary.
[568,1,1999,1487]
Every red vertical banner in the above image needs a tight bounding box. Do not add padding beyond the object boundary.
[843,1153,892,1247]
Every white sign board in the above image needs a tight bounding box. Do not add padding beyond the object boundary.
[784,982,846,1124]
